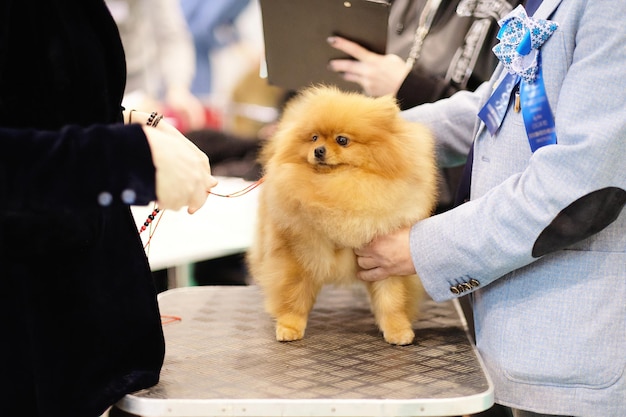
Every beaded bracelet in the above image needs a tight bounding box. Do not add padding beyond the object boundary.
[146,111,158,126]
[151,113,164,128]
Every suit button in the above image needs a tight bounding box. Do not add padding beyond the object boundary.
[98,191,113,206]
[469,279,480,288]
[450,286,461,295]
[121,189,137,204]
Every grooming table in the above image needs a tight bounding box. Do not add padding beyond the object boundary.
[117,286,493,416]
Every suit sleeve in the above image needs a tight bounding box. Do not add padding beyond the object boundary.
[406,1,626,302]
[401,82,491,168]
[0,123,156,210]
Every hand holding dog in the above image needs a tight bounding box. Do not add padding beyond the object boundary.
[355,226,417,281]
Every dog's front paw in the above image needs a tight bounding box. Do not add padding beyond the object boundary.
[274,313,308,342]
[383,328,415,346]
[275,323,305,342]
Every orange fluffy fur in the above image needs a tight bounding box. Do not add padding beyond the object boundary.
[247,86,438,345]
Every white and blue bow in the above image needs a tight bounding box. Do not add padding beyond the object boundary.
[493,5,559,83]
[478,5,560,151]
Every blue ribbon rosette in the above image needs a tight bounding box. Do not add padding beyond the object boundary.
[478,5,559,152]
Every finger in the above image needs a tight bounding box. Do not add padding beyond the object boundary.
[356,267,388,282]
[356,255,376,270]
[327,36,373,61]
[186,189,209,214]
[340,71,362,85]
[327,59,360,75]
[354,239,376,255]
[207,175,219,189]
[187,176,216,214]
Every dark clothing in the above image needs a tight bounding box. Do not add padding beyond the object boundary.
[0,1,164,416]
[390,0,523,110]
[185,129,263,181]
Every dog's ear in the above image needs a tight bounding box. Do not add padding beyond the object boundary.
[257,138,276,167]
[359,94,402,129]
[373,94,402,115]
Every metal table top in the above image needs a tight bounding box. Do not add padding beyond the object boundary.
[118,285,492,416]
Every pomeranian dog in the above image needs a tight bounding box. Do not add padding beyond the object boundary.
[247,86,438,345]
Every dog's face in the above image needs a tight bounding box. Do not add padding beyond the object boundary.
[305,129,362,171]
[268,86,408,177]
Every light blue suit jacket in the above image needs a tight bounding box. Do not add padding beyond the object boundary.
[403,1,626,415]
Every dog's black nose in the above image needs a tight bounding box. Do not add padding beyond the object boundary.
[314,146,326,160]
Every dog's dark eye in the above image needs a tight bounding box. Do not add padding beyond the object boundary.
[336,135,349,146]
[312,135,318,142]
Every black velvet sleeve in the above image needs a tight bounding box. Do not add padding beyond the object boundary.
[0,123,156,210]
[395,70,460,111]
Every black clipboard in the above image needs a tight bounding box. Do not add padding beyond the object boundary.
[259,0,390,93]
